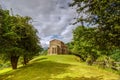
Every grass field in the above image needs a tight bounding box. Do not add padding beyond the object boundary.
[0,55,119,80]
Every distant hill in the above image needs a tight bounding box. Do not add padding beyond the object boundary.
[0,55,119,80]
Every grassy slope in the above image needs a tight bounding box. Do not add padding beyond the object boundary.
[0,55,119,80]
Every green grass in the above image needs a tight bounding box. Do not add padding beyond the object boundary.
[0,55,119,80]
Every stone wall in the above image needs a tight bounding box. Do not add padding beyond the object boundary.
[48,39,68,55]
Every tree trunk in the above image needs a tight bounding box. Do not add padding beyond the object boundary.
[10,56,19,69]
[23,55,29,65]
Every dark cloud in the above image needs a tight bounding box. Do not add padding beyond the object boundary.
[0,0,77,48]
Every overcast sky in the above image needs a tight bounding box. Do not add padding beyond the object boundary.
[0,0,78,48]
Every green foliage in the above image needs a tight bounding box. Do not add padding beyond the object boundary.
[70,0,120,50]
[0,8,42,69]
[70,0,120,26]
[95,55,120,71]
[66,42,75,54]
[69,0,120,68]
[111,49,120,62]
[0,57,11,69]
[71,26,99,62]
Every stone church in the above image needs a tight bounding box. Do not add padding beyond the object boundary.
[48,39,68,55]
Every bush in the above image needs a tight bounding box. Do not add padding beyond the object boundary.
[95,55,120,71]
[111,49,120,62]
[95,56,110,68]
[86,56,94,65]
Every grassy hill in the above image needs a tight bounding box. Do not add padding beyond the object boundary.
[0,55,119,80]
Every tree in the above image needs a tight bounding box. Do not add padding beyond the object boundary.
[1,11,26,69]
[70,0,120,50]
[0,9,42,69]
[72,26,100,64]
[66,42,74,54]
[15,16,42,65]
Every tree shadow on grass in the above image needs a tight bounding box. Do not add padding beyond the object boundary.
[0,60,118,80]
[0,61,72,80]
[59,76,119,80]
[31,57,48,62]
[60,76,103,80]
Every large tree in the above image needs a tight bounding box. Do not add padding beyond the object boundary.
[0,9,42,69]
[15,16,42,65]
[72,26,100,64]
[70,0,120,51]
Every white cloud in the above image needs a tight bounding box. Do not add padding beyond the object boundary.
[0,0,77,48]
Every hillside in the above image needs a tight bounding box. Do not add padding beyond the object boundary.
[0,55,119,80]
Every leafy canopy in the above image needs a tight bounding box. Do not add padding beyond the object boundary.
[70,0,120,49]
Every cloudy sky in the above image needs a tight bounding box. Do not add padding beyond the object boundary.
[0,0,78,48]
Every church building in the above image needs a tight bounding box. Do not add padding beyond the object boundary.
[48,39,68,55]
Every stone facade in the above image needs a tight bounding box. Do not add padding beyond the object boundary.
[48,39,68,55]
